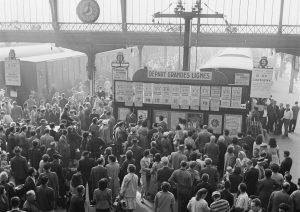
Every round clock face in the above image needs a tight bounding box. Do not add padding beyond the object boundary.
[76,0,100,23]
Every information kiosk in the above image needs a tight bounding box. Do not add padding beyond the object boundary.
[114,67,252,135]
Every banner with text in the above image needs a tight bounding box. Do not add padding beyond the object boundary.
[250,68,273,98]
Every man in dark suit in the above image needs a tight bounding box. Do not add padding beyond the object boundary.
[200,158,219,190]
[280,151,293,175]
[267,182,294,212]
[10,146,28,185]
[244,159,259,196]
[127,138,143,176]
[37,163,59,208]
[77,151,95,201]
[157,157,174,190]
[68,185,85,212]
[36,175,55,212]
[90,157,108,195]
[23,167,37,195]
[50,154,65,199]
[267,100,278,133]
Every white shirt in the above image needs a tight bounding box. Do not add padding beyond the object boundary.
[283,109,293,120]
[235,192,249,211]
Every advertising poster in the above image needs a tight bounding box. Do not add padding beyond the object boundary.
[153,84,162,104]
[170,112,186,130]
[154,110,169,124]
[235,73,250,85]
[201,86,211,98]
[210,86,221,98]
[134,82,143,107]
[208,114,223,134]
[124,83,134,106]
[137,110,148,121]
[200,99,210,111]
[221,86,232,99]
[210,99,220,111]
[180,85,191,97]
[231,87,242,100]
[187,113,204,129]
[143,83,153,104]
[191,86,201,98]
[171,85,181,108]
[250,68,273,98]
[4,59,21,86]
[161,84,171,104]
[220,100,231,108]
[224,114,242,136]
[118,108,130,121]
[115,81,127,102]
[190,98,200,110]
[180,97,190,110]
[231,100,241,109]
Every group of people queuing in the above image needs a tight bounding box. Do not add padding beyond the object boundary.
[0,90,299,212]
[250,99,299,138]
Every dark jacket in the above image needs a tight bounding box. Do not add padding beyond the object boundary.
[90,165,108,192]
[77,157,95,182]
[10,155,28,183]
[37,171,59,199]
[258,178,276,209]
[23,176,36,194]
[267,190,293,212]
[195,181,215,205]
[221,189,234,207]
[280,157,293,175]
[36,185,55,212]
[28,147,42,170]
[157,166,174,189]
[244,167,259,195]
[68,194,85,212]
[200,166,219,189]
[128,144,143,172]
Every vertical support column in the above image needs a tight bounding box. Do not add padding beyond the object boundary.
[183,18,192,71]
[87,51,96,95]
[289,55,296,93]
[49,0,59,31]
[138,45,143,68]
[278,0,284,34]
[120,0,127,32]
[164,46,168,66]
[279,52,284,77]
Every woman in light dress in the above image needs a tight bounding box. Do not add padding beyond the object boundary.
[268,138,280,165]
[120,164,139,212]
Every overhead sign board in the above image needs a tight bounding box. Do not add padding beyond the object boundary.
[250,68,273,98]
[5,59,21,86]
[113,67,128,80]
[148,70,212,80]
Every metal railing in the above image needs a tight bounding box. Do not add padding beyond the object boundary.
[0,22,300,35]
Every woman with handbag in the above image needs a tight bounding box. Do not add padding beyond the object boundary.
[120,164,138,212]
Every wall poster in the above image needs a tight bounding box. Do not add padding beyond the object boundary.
[153,84,162,104]
[153,110,169,124]
[210,99,220,111]
[208,114,223,134]
[201,86,211,98]
[235,73,250,85]
[220,100,231,108]
[118,107,130,121]
[210,86,221,98]
[124,83,134,106]
[115,81,127,102]
[143,83,153,104]
[171,85,181,108]
[231,87,242,100]
[134,82,143,107]
[161,84,171,104]
[200,99,210,111]
[224,114,242,136]
[187,113,204,129]
[221,86,232,100]
[5,59,21,86]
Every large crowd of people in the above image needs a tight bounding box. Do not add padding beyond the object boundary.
[0,91,299,212]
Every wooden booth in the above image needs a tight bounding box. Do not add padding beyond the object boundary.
[114,67,252,135]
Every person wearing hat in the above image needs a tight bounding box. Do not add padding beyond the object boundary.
[210,190,230,212]
[170,144,187,170]
[255,157,266,180]
[289,101,300,133]
[267,182,293,212]
[10,146,28,185]
[290,178,300,212]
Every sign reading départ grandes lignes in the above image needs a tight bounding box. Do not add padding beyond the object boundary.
[148,70,212,80]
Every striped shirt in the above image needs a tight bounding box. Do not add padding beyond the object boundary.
[210,199,230,212]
